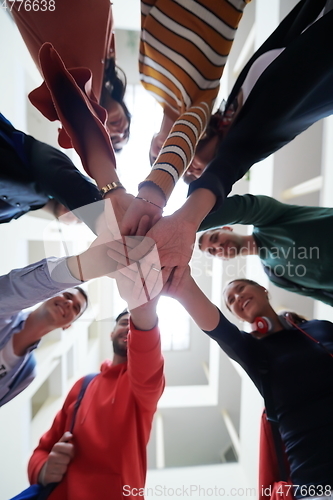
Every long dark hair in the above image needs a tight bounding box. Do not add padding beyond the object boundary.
[101,58,132,151]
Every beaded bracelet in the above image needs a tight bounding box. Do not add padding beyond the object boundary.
[136,197,164,210]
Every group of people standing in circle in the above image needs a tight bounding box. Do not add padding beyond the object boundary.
[2,0,333,499]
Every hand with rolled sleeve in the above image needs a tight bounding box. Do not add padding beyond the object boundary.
[38,432,74,486]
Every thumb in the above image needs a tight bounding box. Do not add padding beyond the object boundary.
[59,431,73,443]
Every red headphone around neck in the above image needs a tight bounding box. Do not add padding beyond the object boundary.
[254,317,273,334]
[253,314,333,359]
[253,313,293,335]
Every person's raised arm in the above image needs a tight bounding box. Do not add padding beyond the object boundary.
[120,100,213,236]
[126,0,252,235]
[108,236,165,409]
[36,43,134,232]
[29,140,104,232]
[167,267,251,372]
[66,230,120,282]
[0,229,123,323]
[199,194,291,231]
[190,11,333,205]
[166,266,220,332]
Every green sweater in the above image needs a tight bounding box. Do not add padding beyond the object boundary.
[200,194,333,306]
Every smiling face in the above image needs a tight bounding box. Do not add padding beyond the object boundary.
[223,280,271,324]
[111,313,130,358]
[41,288,87,330]
[199,227,242,259]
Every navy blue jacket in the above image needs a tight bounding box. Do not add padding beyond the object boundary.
[206,310,333,493]
[189,0,332,207]
[0,113,102,230]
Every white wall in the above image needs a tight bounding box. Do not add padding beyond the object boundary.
[0,9,41,127]
[147,463,256,500]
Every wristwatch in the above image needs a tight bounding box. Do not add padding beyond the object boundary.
[100,181,125,197]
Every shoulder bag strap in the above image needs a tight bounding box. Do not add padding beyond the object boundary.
[69,373,97,433]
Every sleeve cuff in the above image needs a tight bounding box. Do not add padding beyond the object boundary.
[128,317,160,352]
[47,257,84,286]
[187,172,226,212]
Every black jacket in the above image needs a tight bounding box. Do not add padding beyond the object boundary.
[189,0,332,207]
[0,114,102,230]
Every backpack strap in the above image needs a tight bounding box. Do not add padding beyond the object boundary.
[8,373,99,500]
[69,373,98,433]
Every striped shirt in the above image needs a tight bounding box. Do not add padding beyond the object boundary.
[139,0,250,200]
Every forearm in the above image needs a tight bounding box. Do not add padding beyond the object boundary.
[198,195,244,230]
[141,102,211,202]
[91,164,120,191]
[128,318,164,410]
[198,194,282,231]
[136,184,166,212]
[0,258,81,317]
[130,301,158,331]
[188,113,267,207]
[30,140,103,210]
[176,276,220,332]
[66,242,117,282]
[177,188,217,230]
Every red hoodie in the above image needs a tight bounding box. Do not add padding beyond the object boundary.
[28,319,164,500]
